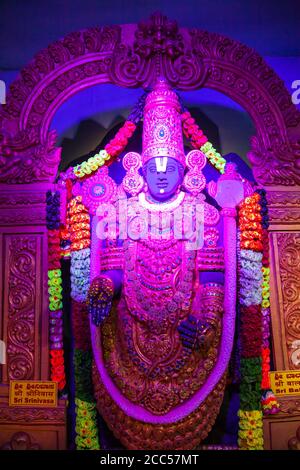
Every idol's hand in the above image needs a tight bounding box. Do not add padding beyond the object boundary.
[178,315,215,351]
[196,318,215,352]
[87,276,114,326]
[177,315,199,350]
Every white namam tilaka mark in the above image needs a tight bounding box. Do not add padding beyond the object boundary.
[155,157,168,172]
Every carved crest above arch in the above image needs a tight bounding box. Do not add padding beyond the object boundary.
[0,12,299,185]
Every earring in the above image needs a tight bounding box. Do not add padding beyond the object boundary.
[183,150,207,196]
[122,152,144,196]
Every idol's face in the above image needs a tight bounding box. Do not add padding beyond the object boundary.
[144,157,183,201]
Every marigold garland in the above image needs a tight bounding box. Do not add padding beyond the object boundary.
[238,410,264,450]
[59,94,146,184]
[238,191,264,450]
[60,226,71,258]
[237,190,279,449]
[73,150,111,179]
[59,95,227,189]
[75,398,99,450]
[68,192,100,450]
[256,189,279,415]
[64,120,136,181]
[105,121,136,158]
[181,110,227,173]
[46,191,66,391]
[68,196,91,251]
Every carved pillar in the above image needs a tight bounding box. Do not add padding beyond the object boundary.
[0,183,67,450]
[263,187,300,450]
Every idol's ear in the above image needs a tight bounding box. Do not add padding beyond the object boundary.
[122,152,144,196]
[183,150,207,196]
[177,160,185,184]
[207,180,217,199]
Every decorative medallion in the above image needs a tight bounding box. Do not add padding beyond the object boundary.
[79,167,117,215]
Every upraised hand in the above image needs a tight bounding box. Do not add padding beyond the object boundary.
[178,315,215,352]
[87,276,114,326]
[177,314,199,350]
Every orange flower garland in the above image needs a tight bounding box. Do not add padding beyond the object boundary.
[46,191,66,392]
[67,190,100,450]
[256,189,279,415]
[181,110,226,173]
[238,191,264,450]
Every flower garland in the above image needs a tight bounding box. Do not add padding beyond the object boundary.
[46,191,66,391]
[237,191,279,450]
[237,192,264,450]
[181,110,227,173]
[59,94,227,188]
[71,248,90,302]
[238,410,264,450]
[60,226,71,259]
[71,120,137,179]
[73,150,111,179]
[59,93,146,183]
[256,189,279,415]
[67,192,100,450]
[59,96,226,187]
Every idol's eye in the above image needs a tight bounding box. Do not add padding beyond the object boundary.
[167,165,176,172]
[148,165,157,173]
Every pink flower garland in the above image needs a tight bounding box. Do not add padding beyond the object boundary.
[181,110,227,173]
[105,121,136,159]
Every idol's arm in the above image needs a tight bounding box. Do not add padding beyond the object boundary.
[88,215,124,326]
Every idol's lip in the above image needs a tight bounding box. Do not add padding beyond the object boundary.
[157,182,168,188]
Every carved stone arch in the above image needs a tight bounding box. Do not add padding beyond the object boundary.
[0,12,299,185]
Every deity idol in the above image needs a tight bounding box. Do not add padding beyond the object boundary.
[87,80,243,449]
